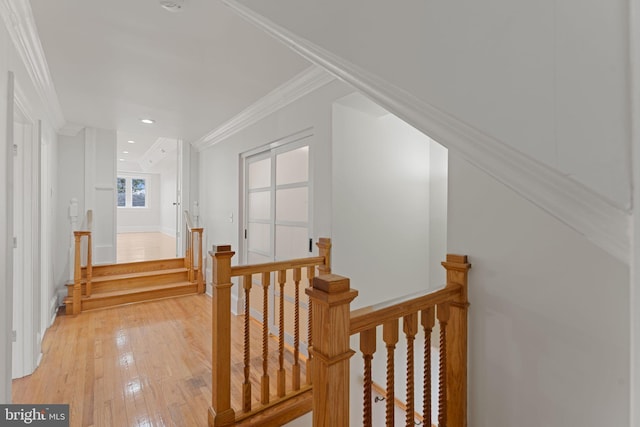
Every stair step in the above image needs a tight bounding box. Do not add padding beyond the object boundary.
[87,268,189,292]
[85,257,186,277]
[80,282,198,311]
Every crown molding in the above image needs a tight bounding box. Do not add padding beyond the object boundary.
[58,122,84,137]
[192,65,334,151]
[0,0,65,130]
[223,0,631,264]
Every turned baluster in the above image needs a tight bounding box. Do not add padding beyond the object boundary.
[421,307,435,425]
[404,312,418,426]
[438,303,450,427]
[242,274,252,412]
[277,269,286,398]
[292,268,302,391]
[306,266,316,385]
[360,328,376,427]
[383,319,399,427]
[261,271,270,405]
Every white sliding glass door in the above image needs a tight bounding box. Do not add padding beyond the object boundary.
[243,137,312,334]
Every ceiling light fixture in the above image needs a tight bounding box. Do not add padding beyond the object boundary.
[119,158,125,161]
[123,151,129,154]
[140,118,155,124]
[127,140,135,144]
[159,0,184,13]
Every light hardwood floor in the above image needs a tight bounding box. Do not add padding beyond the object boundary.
[117,232,177,263]
[13,294,304,427]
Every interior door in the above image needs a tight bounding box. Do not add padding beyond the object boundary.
[243,137,312,335]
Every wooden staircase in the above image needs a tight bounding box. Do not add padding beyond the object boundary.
[66,210,205,315]
[64,258,200,313]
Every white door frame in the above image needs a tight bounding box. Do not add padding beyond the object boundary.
[12,79,41,379]
[240,129,314,334]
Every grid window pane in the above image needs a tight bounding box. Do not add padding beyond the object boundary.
[117,177,126,207]
[131,179,146,207]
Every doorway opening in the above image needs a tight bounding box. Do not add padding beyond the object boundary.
[241,131,313,335]
[115,135,180,263]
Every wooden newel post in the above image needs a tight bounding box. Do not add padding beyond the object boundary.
[195,228,204,293]
[208,245,236,427]
[316,238,332,275]
[306,274,358,427]
[441,254,471,427]
[72,232,82,315]
[86,233,93,297]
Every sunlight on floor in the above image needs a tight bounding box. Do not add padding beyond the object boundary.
[117,232,176,263]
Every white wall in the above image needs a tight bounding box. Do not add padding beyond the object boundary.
[448,154,629,426]
[116,172,161,233]
[199,80,351,303]
[332,94,447,308]
[199,78,631,425]
[55,130,85,287]
[238,0,631,210]
[0,19,59,402]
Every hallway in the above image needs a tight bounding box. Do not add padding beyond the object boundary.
[12,294,301,427]
[117,232,177,264]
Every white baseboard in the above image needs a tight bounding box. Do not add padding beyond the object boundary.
[56,288,67,307]
[161,227,176,237]
[49,295,58,326]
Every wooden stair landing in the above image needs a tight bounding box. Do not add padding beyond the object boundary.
[64,257,200,313]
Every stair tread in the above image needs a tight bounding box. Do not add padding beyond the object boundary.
[90,267,188,282]
[84,282,195,299]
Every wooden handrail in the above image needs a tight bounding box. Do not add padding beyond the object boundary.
[208,238,332,427]
[230,257,325,277]
[306,254,470,427]
[184,210,204,292]
[350,284,462,335]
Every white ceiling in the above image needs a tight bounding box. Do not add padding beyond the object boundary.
[29,0,310,157]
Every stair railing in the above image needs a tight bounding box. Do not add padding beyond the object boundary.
[184,210,204,293]
[208,238,331,427]
[71,209,93,315]
[307,254,471,427]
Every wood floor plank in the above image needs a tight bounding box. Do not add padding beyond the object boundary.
[12,294,307,427]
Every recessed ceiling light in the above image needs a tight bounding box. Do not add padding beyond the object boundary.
[122,151,129,154]
[119,158,125,161]
[141,118,155,124]
[127,140,135,144]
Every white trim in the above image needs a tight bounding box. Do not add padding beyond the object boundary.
[161,227,176,237]
[48,295,57,327]
[58,123,84,137]
[630,0,640,425]
[192,66,333,151]
[223,0,631,265]
[0,0,65,129]
[56,288,66,307]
